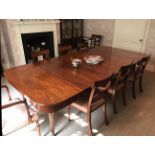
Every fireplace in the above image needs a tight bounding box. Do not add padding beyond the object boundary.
[1,20,60,68]
[21,32,54,63]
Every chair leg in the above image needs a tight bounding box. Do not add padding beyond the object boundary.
[32,113,41,136]
[103,103,109,125]
[36,120,41,136]
[67,106,71,121]
[87,112,93,136]
[122,86,127,105]
[112,92,117,114]
[139,77,143,93]
[49,113,55,136]
[132,80,136,99]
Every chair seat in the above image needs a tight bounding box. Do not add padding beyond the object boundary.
[71,92,105,113]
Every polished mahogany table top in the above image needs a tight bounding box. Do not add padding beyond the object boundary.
[4,46,146,113]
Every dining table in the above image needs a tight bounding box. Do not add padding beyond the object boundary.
[4,46,146,135]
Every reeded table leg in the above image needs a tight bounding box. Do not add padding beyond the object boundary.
[49,113,55,136]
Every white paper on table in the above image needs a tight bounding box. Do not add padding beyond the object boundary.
[38,56,43,61]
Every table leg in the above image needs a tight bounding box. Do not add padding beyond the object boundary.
[48,113,55,136]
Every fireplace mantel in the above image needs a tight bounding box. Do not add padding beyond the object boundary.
[14,20,60,34]
[14,20,60,25]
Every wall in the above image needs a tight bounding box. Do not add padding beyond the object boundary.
[84,19,115,47]
[145,20,155,65]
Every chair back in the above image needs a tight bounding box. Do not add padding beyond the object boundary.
[77,38,89,51]
[114,63,134,88]
[1,85,12,101]
[91,34,103,48]
[135,55,151,75]
[31,50,50,62]
[87,73,115,111]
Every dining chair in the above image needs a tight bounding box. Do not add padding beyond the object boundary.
[58,44,73,56]
[90,34,103,48]
[31,50,50,62]
[67,74,114,136]
[77,34,103,51]
[77,37,91,51]
[128,55,151,99]
[107,63,134,114]
[2,85,41,136]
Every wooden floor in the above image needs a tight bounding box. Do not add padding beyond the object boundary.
[1,71,155,136]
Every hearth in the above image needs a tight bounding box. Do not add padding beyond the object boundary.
[21,32,54,63]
